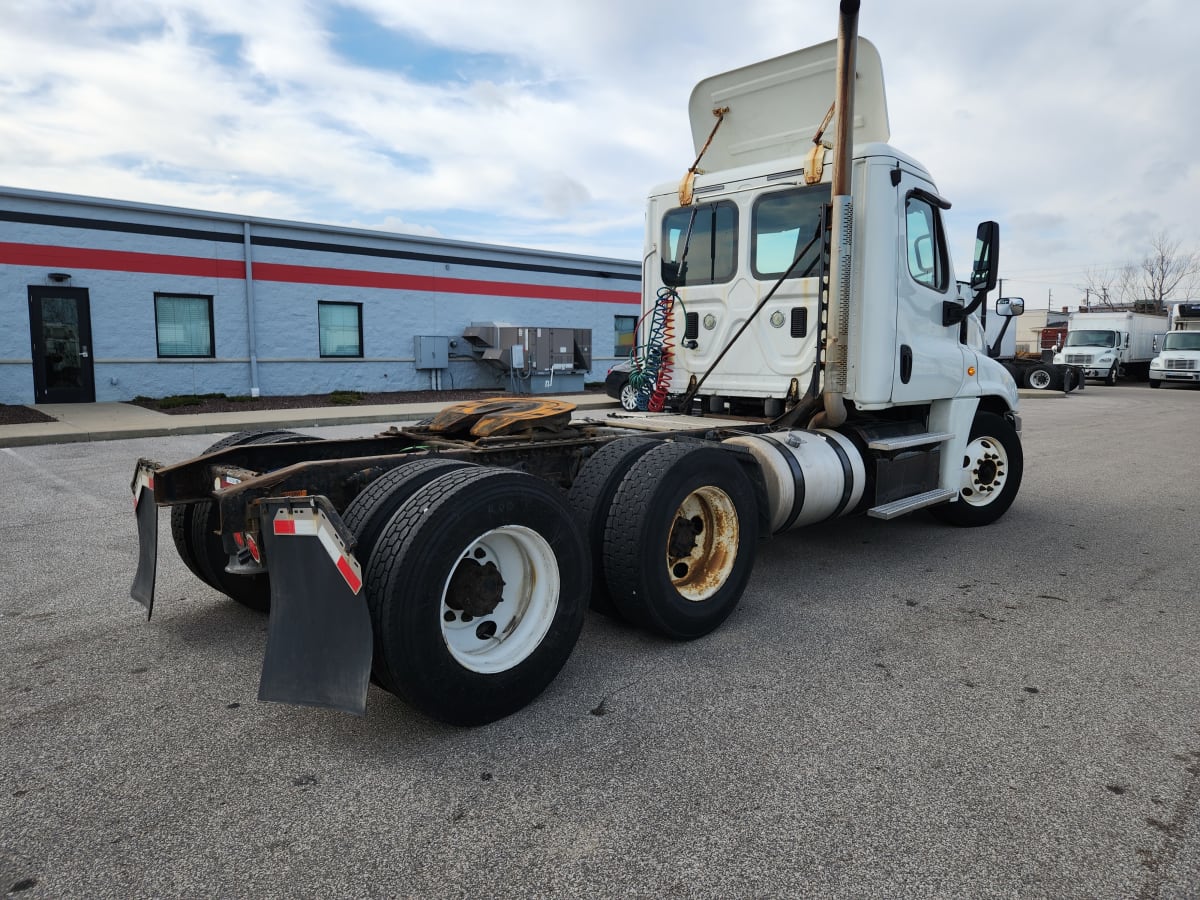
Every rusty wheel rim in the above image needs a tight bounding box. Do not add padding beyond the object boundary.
[666,486,740,603]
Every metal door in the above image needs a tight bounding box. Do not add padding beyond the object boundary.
[28,286,96,403]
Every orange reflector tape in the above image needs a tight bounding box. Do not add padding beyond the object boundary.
[271,507,362,595]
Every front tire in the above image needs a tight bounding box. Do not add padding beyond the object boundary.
[1105,365,1118,386]
[1149,378,1162,389]
[930,411,1024,527]
[619,380,639,411]
[368,467,589,726]
[602,442,759,640]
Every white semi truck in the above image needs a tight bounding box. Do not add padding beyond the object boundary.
[1053,310,1166,384]
[128,1,1025,726]
[1149,302,1200,388]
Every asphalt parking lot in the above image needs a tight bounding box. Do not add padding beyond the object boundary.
[2,383,1199,899]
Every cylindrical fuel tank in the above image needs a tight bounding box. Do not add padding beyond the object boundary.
[724,429,865,534]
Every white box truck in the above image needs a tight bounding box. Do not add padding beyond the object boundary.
[1053,310,1166,384]
[1149,302,1200,388]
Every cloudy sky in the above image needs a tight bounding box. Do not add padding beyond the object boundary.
[3,0,1197,310]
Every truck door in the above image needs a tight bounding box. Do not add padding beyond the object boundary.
[891,178,965,403]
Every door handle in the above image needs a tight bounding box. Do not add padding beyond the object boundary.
[80,346,90,358]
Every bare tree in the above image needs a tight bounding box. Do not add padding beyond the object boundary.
[1080,232,1198,312]
[1081,267,1118,308]
[1136,231,1199,312]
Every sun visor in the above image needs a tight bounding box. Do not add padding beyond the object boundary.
[687,37,889,173]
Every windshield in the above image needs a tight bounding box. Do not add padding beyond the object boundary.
[1065,329,1117,348]
[1163,331,1200,351]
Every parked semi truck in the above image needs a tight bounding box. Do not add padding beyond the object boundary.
[1052,310,1165,384]
[1149,302,1200,388]
[983,297,1081,392]
[129,1,1025,726]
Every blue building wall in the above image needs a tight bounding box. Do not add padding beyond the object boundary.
[0,187,642,404]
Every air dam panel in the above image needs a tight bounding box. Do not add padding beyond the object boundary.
[724,430,865,533]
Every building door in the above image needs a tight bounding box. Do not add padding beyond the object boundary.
[28,286,95,403]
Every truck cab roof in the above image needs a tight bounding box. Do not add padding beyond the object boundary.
[687,37,889,173]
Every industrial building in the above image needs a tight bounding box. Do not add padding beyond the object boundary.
[0,186,641,405]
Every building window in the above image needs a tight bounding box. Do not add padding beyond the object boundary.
[614,315,637,356]
[155,293,214,358]
[661,200,738,286]
[752,185,830,279]
[318,301,363,358]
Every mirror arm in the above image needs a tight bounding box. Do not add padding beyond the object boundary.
[989,315,1013,358]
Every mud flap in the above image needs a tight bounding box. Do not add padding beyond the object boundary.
[257,497,371,716]
[130,469,158,618]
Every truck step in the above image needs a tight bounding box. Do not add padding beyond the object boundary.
[867,431,955,451]
[867,487,958,520]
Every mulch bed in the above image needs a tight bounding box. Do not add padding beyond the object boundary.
[0,405,56,426]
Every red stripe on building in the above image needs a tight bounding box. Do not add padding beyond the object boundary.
[1,242,244,279]
[0,242,640,306]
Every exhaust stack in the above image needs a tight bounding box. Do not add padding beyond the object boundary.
[819,0,860,428]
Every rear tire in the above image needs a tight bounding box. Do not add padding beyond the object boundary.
[567,437,658,619]
[602,442,759,640]
[1023,365,1059,391]
[343,457,478,691]
[186,431,315,612]
[368,467,589,726]
[170,430,302,591]
[930,411,1023,527]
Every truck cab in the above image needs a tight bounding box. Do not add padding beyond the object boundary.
[1150,302,1200,387]
[635,38,1018,492]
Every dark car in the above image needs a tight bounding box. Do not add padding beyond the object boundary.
[604,361,640,411]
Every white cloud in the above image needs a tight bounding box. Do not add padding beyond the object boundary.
[1,0,1198,304]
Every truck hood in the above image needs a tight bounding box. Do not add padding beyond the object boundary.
[688,37,889,172]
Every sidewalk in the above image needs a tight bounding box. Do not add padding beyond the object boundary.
[0,393,621,448]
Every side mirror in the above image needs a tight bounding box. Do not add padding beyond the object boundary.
[1153,334,1160,352]
[995,297,1025,317]
[971,221,1000,292]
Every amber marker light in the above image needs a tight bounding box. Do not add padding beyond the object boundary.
[967,366,977,376]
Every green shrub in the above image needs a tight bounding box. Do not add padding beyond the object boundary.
[329,390,364,405]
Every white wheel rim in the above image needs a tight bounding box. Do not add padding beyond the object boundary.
[620,382,639,410]
[666,486,739,602]
[1029,369,1051,389]
[439,525,558,674]
[959,435,1009,507]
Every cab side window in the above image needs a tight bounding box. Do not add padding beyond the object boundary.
[905,196,949,291]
